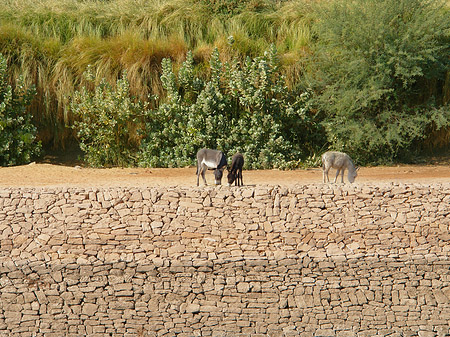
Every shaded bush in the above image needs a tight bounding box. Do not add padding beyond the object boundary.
[0,54,41,166]
[306,0,450,164]
[69,67,148,167]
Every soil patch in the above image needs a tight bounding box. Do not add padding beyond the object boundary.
[1,163,449,188]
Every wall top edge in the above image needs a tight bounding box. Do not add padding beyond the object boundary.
[1,181,450,193]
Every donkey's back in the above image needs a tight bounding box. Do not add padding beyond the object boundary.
[322,151,351,168]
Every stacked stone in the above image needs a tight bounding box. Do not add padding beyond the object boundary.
[0,183,449,336]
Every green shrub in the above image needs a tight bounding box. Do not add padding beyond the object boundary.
[0,54,41,166]
[69,67,148,167]
[307,0,450,164]
[0,0,313,150]
[139,46,321,169]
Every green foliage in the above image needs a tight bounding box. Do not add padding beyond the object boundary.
[69,67,148,167]
[307,0,450,164]
[198,0,275,16]
[0,54,41,166]
[2,0,450,166]
[0,0,313,149]
[139,46,320,169]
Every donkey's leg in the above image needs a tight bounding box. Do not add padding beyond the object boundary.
[323,164,330,183]
[323,167,330,183]
[232,170,238,186]
[201,164,208,185]
[238,169,243,186]
[341,169,345,183]
[196,162,201,186]
[334,169,340,183]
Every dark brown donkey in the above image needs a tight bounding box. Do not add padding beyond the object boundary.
[227,153,244,186]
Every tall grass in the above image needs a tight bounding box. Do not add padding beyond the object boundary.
[1,0,313,46]
[0,0,314,148]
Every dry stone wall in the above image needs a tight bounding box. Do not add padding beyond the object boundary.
[1,183,450,336]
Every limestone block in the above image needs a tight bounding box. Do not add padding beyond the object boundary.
[186,303,200,313]
[179,201,203,210]
[34,291,48,305]
[241,189,254,198]
[237,282,250,293]
[129,191,143,202]
[433,289,449,304]
[326,243,345,256]
[34,197,56,210]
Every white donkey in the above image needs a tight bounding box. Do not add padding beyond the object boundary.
[196,148,227,186]
[322,151,358,183]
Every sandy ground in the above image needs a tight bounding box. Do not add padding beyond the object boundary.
[0,163,450,188]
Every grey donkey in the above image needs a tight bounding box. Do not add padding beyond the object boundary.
[196,148,227,186]
[322,151,358,183]
[227,153,244,186]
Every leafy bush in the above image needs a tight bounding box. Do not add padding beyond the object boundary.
[0,0,314,150]
[0,54,41,166]
[69,67,148,167]
[307,0,450,164]
[139,46,321,169]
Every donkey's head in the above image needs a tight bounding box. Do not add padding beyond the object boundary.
[214,167,225,185]
[348,166,359,183]
[227,170,236,186]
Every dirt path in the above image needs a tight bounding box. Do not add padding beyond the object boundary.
[0,163,449,188]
